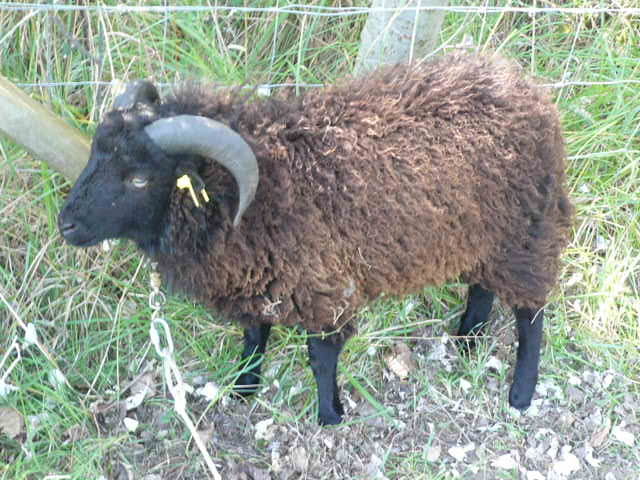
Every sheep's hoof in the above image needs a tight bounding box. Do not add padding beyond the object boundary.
[318,410,343,426]
[508,380,535,410]
[232,373,261,397]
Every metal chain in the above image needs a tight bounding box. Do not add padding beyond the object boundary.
[0,338,21,397]
[148,263,222,480]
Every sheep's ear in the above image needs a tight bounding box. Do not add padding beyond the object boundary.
[113,80,160,110]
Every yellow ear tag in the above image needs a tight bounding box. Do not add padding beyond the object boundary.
[176,175,201,208]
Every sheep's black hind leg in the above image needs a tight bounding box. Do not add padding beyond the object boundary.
[456,284,494,352]
[509,307,544,410]
[307,335,344,426]
[234,324,272,396]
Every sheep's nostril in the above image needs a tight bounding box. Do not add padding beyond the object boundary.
[60,222,77,236]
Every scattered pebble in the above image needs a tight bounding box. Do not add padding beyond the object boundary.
[547,437,560,460]
[589,417,611,448]
[602,372,615,389]
[485,356,504,372]
[459,378,472,392]
[611,423,635,447]
[551,446,581,477]
[425,445,441,462]
[526,471,545,480]
[291,446,309,472]
[491,451,519,469]
[385,342,416,380]
[254,418,275,441]
[566,385,585,404]
[427,343,447,362]
[23,323,38,347]
[595,235,609,252]
[48,368,67,390]
[195,381,220,402]
[123,417,139,432]
[0,406,24,439]
[580,442,601,468]
[526,398,544,417]
[567,374,582,386]
[448,442,475,462]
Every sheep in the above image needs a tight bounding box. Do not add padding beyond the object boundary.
[58,53,573,426]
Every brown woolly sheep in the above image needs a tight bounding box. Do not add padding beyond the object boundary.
[59,53,573,425]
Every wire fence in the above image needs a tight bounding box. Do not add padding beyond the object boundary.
[1,2,640,15]
[2,1,639,93]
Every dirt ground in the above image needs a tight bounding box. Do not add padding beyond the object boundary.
[86,322,639,480]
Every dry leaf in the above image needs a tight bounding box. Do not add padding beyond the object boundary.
[0,406,24,439]
[590,417,611,447]
[196,424,215,445]
[63,423,90,444]
[125,371,156,411]
[130,371,156,397]
[384,342,416,380]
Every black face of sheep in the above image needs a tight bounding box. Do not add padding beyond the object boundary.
[59,81,259,251]
[59,109,177,249]
[58,57,573,426]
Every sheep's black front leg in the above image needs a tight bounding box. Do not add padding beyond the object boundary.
[509,307,544,410]
[234,324,272,396]
[307,335,344,426]
[456,284,494,351]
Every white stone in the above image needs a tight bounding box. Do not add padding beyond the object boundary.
[551,448,581,476]
[491,452,519,469]
[123,417,139,432]
[612,424,635,447]
[254,418,275,441]
[24,323,38,347]
[448,442,474,462]
[459,379,472,392]
[526,471,545,480]
[426,445,441,462]
[195,382,220,402]
[486,356,503,371]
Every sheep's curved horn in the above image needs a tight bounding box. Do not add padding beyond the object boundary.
[144,115,258,226]
[113,80,159,110]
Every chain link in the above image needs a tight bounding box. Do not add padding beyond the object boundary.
[148,263,222,480]
[0,338,21,396]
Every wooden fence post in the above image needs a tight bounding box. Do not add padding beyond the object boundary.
[0,75,90,181]
[355,0,449,74]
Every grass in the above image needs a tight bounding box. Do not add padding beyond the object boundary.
[1,1,639,479]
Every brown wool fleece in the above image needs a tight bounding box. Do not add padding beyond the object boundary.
[152,53,573,342]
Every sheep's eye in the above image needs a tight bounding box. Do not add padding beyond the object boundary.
[130,177,149,188]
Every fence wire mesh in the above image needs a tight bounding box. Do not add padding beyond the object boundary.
[2,1,639,95]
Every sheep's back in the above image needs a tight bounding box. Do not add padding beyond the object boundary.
[274,54,569,305]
